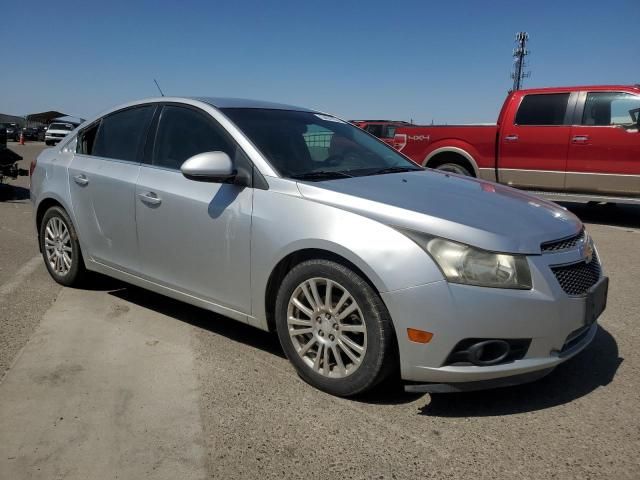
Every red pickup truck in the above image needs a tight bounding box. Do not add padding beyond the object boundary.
[353,85,640,204]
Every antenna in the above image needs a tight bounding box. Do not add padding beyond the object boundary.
[153,79,165,97]
[510,32,531,91]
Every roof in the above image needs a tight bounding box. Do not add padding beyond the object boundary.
[193,97,314,112]
[52,115,84,125]
[26,111,68,124]
[515,85,640,94]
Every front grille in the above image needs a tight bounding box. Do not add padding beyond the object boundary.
[541,230,585,253]
[551,256,601,296]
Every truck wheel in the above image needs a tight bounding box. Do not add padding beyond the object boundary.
[435,163,472,176]
[275,259,397,397]
[39,206,88,287]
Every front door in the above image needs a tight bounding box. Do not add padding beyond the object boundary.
[135,105,253,313]
[498,92,573,191]
[567,91,640,196]
[69,105,155,271]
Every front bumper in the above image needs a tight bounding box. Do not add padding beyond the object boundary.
[381,248,605,389]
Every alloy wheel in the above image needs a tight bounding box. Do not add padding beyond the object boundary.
[287,277,367,378]
[44,216,73,276]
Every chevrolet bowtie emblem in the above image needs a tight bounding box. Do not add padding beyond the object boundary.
[582,240,594,264]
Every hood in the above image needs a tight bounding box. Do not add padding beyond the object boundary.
[296,170,582,254]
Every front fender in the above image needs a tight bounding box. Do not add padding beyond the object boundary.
[249,186,443,328]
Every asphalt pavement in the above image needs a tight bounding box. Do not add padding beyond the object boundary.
[0,142,638,479]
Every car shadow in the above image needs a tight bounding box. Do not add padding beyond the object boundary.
[105,281,286,359]
[89,274,621,411]
[0,184,30,202]
[561,202,640,229]
[418,326,622,417]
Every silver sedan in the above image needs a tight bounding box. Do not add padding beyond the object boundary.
[30,97,608,396]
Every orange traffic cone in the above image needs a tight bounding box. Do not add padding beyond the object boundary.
[19,132,25,145]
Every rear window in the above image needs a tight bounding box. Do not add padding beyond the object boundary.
[92,106,155,162]
[515,93,570,126]
[49,123,74,131]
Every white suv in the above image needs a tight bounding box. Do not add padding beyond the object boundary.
[45,123,76,146]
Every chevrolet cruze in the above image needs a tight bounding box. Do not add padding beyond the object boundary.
[30,97,608,397]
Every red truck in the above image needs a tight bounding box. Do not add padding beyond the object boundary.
[353,85,640,204]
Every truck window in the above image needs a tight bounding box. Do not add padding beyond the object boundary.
[382,125,397,139]
[365,124,384,137]
[582,92,640,127]
[515,93,570,126]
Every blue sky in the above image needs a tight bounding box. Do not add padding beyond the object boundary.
[1,0,638,123]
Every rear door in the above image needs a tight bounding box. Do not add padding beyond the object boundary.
[498,92,576,190]
[135,104,253,313]
[567,91,640,195]
[68,105,155,272]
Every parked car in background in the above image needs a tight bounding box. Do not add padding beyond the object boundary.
[0,126,28,182]
[22,127,39,140]
[31,97,607,397]
[357,85,640,204]
[45,122,75,145]
[0,123,20,142]
[36,126,47,141]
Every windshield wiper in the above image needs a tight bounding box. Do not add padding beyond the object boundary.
[365,166,422,176]
[290,171,354,181]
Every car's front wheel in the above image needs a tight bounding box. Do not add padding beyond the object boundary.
[275,259,397,397]
[39,206,87,287]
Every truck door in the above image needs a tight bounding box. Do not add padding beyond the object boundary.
[566,91,640,196]
[498,92,575,191]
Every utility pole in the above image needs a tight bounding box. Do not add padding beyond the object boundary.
[511,32,530,91]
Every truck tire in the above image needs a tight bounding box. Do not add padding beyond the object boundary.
[275,259,397,397]
[434,163,472,176]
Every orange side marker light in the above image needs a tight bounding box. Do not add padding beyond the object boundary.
[407,328,433,344]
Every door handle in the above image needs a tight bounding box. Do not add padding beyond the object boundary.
[73,174,89,186]
[504,135,519,142]
[572,135,589,143]
[138,192,162,206]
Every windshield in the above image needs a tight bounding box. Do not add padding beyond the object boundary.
[49,123,74,131]
[221,108,421,180]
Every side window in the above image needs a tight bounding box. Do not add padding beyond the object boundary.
[515,93,570,126]
[77,121,100,155]
[365,124,383,137]
[582,92,640,127]
[92,106,155,161]
[152,106,234,170]
[382,125,397,139]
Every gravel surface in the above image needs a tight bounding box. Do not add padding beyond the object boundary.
[0,143,60,377]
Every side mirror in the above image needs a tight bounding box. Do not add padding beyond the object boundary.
[181,151,235,183]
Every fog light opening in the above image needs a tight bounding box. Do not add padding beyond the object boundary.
[467,340,511,366]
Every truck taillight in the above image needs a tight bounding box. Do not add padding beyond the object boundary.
[29,158,37,177]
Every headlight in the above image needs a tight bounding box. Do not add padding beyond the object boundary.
[400,230,532,289]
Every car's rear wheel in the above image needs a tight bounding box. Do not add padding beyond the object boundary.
[275,259,397,397]
[39,206,87,287]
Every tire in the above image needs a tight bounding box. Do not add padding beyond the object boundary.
[39,206,88,287]
[434,162,472,176]
[45,141,52,146]
[275,259,397,397]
